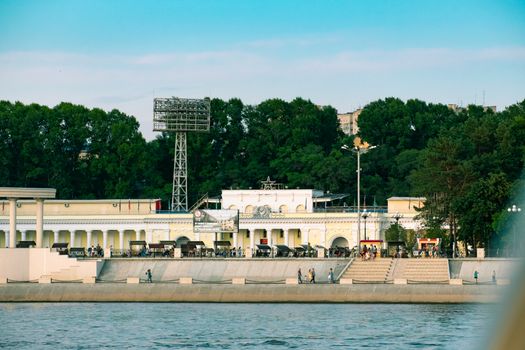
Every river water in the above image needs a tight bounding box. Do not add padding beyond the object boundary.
[0,303,493,349]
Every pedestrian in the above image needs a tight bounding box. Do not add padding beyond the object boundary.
[307,269,313,283]
[492,270,496,284]
[297,268,303,284]
[311,268,316,284]
[146,269,152,283]
[474,270,479,284]
[328,268,335,284]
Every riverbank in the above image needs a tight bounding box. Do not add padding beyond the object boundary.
[0,283,502,303]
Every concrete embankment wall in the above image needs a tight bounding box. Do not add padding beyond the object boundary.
[98,259,350,283]
[0,248,102,281]
[449,259,520,282]
[0,284,502,303]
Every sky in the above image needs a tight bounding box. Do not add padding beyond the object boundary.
[1,0,524,140]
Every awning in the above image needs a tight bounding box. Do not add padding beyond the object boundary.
[148,243,165,249]
[187,241,205,246]
[160,240,177,246]
[16,240,36,248]
[69,247,85,251]
[256,244,271,250]
[129,240,147,246]
[52,243,68,248]
[275,244,292,252]
[214,240,231,246]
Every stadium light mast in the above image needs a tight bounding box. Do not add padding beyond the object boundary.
[153,97,210,211]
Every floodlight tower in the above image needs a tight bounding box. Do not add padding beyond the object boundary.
[153,97,210,211]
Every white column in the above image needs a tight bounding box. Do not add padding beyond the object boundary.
[284,229,290,247]
[119,230,124,250]
[249,230,255,250]
[267,229,273,247]
[195,231,200,241]
[36,198,44,248]
[5,231,9,248]
[302,228,309,245]
[233,231,238,249]
[54,230,59,244]
[70,231,76,247]
[321,229,327,248]
[135,230,140,240]
[87,230,92,249]
[9,198,16,248]
[103,230,108,248]
[21,230,27,241]
[146,230,153,243]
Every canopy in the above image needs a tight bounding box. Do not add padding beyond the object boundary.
[69,247,85,252]
[129,240,147,246]
[256,244,271,250]
[214,240,231,246]
[160,240,177,246]
[148,243,165,249]
[52,243,68,248]
[16,240,36,248]
[275,244,292,252]
[187,241,205,246]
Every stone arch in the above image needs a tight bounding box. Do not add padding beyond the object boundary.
[176,236,190,246]
[244,205,254,214]
[330,236,349,248]
[279,205,288,213]
[295,204,306,213]
[228,205,238,210]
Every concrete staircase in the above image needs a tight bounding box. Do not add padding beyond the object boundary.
[391,259,450,282]
[340,258,393,282]
[43,251,103,281]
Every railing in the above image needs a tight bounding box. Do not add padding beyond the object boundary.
[314,206,388,213]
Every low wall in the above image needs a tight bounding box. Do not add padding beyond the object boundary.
[0,284,502,303]
[449,259,520,283]
[98,259,350,283]
[0,248,101,281]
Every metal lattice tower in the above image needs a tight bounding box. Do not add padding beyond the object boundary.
[153,97,210,211]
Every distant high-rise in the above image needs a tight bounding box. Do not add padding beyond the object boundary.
[337,108,362,135]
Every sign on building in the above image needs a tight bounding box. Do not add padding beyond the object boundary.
[193,209,239,233]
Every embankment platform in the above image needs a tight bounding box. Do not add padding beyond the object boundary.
[0,283,502,303]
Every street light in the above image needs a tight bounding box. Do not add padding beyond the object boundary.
[507,204,521,256]
[341,144,377,249]
[362,209,369,240]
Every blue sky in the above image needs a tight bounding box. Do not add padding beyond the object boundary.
[1,0,524,139]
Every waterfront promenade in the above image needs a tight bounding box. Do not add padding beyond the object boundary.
[0,283,502,303]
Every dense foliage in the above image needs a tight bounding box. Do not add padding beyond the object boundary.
[1,97,524,250]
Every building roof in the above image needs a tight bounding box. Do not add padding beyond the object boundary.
[387,197,425,201]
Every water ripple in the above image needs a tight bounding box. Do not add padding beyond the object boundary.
[0,303,493,350]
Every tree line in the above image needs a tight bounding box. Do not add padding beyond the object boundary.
[1,97,524,250]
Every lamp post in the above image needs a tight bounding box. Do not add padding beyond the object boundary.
[362,210,369,240]
[341,144,376,249]
[507,204,521,257]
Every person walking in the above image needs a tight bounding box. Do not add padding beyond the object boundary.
[474,270,479,284]
[297,268,303,284]
[328,268,335,284]
[492,270,497,284]
[146,269,153,283]
[311,268,316,284]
